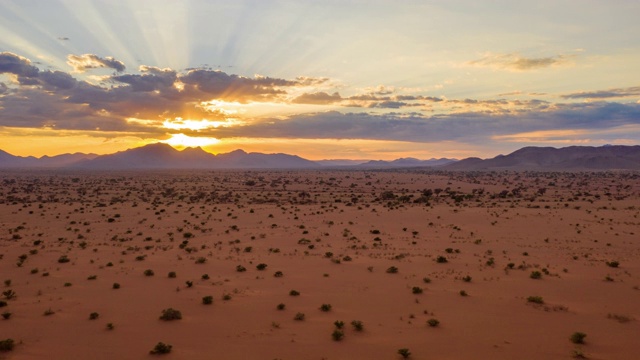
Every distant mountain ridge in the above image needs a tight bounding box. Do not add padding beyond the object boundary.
[443,145,640,170]
[1,144,639,170]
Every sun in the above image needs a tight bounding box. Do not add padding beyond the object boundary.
[162,133,220,148]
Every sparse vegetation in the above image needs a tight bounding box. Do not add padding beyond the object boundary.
[159,308,182,321]
[570,332,587,344]
[150,342,172,354]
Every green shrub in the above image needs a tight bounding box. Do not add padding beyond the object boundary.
[150,342,172,354]
[436,256,448,263]
[144,269,154,276]
[201,274,209,280]
[427,318,440,327]
[0,338,14,352]
[168,271,177,278]
[276,303,285,310]
[195,257,207,264]
[398,348,411,359]
[202,296,213,305]
[530,271,542,279]
[274,271,284,278]
[294,312,305,321]
[58,255,70,263]
[351,320,364,331]
[462,275,472,282]
[411,287,423,294]
[89,312,99,320]
[386,266,399,274]
[331,329,344,341]
[319,304,332,312]
[289,290,300,296]
[334,320,344,329]
[159,308,182,321]
[570,332,587,344]
[256,263,268,271]
[527,296,544,304]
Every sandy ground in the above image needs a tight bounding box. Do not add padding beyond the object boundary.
[0,169,639,360]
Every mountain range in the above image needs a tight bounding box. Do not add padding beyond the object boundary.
[1,143,639,170]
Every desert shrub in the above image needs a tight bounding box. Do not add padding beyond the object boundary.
[276,303,285,310]
[185,281,193,288]
[386,266,399,274]
[159,308,182,321]
[462,275,472,282]
[256,263,268,271]
[201,274,210,280]
[570,332,587,344]
[1,312,11,319]
[460,290,468,297]
[89,312,99,320]
[144,269,155,276]
[236,265,247,272]
[195,257,207,264]
[527,296,544,304]
[427,318,440,327]
[150,342,172,354]
[530,271,542,279]
[87,275,97,280]
[2,290,15,300]
[58,255,70,263]
[351,320,364,331]
[422,277,431,283]
[274,271,284,278]
[320,304,332,312]
[222,294,231,301]
[0,301,7,308]
[106,323,114,330]
[332,329,344,341]
[436,256,448,263]
[202,296,213,305]
[294,312,305,321]
[168,271,177,278]
[412,287,423,294]
[398,348,411,359]
[334,320,344,329]
[289,290,300,296]
[0,338,14,352]
[44,308,54,316]
[606,261,619,268]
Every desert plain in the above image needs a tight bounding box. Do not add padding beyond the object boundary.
[0,169,638,360]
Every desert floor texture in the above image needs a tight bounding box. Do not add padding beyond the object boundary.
[0,169,639,360]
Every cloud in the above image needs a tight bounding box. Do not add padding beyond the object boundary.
[0,52,40,83]
[561,86,640,99]
[292,92,342,105]
[67,54,126,72]
[200,102,640,144]
[468,53,569,71]
[38,70,78,90]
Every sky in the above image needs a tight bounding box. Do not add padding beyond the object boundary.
[1,0,639,160]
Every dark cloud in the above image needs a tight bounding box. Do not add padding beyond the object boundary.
[180,69,295,102]
[561,86,640,99]
[0,52,40,79]
[39,70,78,90]
[67,54,126,72]
[202,102,640,143]
[468,53,568,71]
[112,67,177,92]
[292,92,342,105]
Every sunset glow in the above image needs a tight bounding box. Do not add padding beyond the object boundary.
[0,1,638,159]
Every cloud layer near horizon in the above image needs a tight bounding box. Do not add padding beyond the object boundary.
[1,51,640,151]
